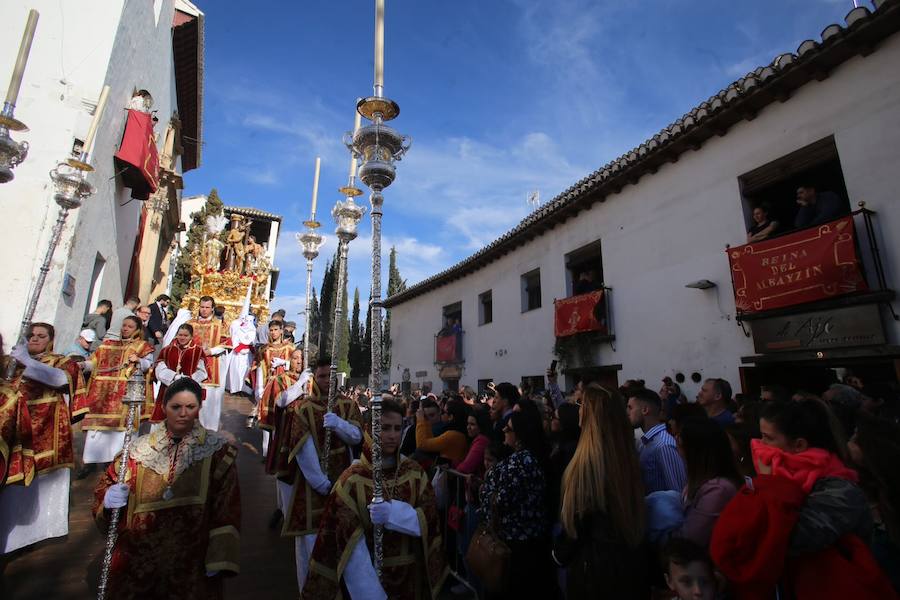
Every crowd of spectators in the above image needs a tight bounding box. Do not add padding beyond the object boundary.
[375,368,900,599]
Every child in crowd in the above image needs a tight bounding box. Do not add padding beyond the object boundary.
[663,538,718,600]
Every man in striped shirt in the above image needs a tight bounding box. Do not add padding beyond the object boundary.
[626,388,687,494]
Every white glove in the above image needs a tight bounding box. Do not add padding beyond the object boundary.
[209,346,226,356]
[278,370,312,408]
[368,499,421,536]
[10,344,34,365]
[314,479,333,496]
[369,500,392,526]
[103,483,130,509]
[324,412,362,445]
[271,357,288,369]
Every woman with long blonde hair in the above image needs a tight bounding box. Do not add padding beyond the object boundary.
[553,383,650,598]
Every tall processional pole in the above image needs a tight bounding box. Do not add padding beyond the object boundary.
[346,0,411,577]
[319,187,365,473]
[297,157,325,371]
[3,82,107,379]
[97,372,146,600]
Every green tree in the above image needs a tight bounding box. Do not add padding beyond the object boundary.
[306,287,320,359]
[171,188,224,308]
[349,288,363,377]
[382,246,407,371]
[336,260,351,374]
[361,292,373,378]
[318,256,336,355]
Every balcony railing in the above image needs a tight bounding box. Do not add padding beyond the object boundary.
[435,329,464,364]
[727,207,893,320]
[553,288,613,338]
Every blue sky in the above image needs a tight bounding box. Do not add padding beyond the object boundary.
[182,0,859,320]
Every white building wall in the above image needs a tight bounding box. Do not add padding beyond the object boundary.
[389,34,900,398]
[0,0,181,350]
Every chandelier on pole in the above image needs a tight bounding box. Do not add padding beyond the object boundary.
[0,9,39,183]
[345,0,411,397]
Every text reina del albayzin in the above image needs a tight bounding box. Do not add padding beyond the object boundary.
[755,249,825,290]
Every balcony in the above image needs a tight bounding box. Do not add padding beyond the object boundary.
[727,208,893,321]
[435,329,464,365]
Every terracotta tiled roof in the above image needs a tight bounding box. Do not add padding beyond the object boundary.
[384,0,900,308]
[224,206,283,222]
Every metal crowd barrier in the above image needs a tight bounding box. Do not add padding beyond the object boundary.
[436,467,481,599]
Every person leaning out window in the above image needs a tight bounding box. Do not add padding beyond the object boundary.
[747,204,779,243]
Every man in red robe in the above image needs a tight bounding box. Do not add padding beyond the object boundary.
[187,296,229,431]
[0,323,85,553]
[300,397,448,600]
[150,323,207,422]
[277,356,363,592]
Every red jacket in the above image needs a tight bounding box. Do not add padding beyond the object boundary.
[711,475,897,600]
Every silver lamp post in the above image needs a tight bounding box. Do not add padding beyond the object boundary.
[319,196,365,473]
[369,390,385,577]
[97,371,147,600]
[0,9,39,184]
[3,83,107,379]
[346,1,411,398]
[296,221,325,370]
[3,157,96,380]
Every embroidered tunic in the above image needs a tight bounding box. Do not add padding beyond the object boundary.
[188,318,226,388]
[255,341,295,431]
[0,382,33,487]
[301,454,448,600]
[0,353,84,553]
[76,339,155,431]
[279,386,363,537]
[92,423,241,599]
[4,353,84,472]
[150,342,207,422]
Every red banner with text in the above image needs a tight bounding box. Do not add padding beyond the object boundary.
[554,290,607,337]
[727,215,867,314]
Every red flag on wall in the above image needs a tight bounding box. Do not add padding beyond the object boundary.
[727,215,868,314]
[554,290,607,337]
[114,109,160,200]
[435,335,457,363]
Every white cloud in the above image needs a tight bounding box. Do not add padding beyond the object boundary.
[272,228,449,315]
[236,166,279,186]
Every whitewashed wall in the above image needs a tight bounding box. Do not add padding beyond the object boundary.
[0,0,181,351]
[389,34,900,397]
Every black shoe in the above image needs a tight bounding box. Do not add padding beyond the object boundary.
[75,464,97,480]
[268,508,283,530]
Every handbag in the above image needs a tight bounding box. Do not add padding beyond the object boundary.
[465,489,511,593]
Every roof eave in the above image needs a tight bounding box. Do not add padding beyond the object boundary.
[383,0,900,309]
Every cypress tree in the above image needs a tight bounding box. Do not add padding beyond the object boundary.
[318,255,336,354]
[171,188,224,308]
[382,246,407,371]
[336,259,351,374]
[349,288,363,377]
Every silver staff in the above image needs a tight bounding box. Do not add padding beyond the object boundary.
[297,222,324,370]
[320,196,365,473]
[347,10,411,398]
[370,391,384,576]
[97,370,146,600]
[0,9,39,184]
[3,158,95,380]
